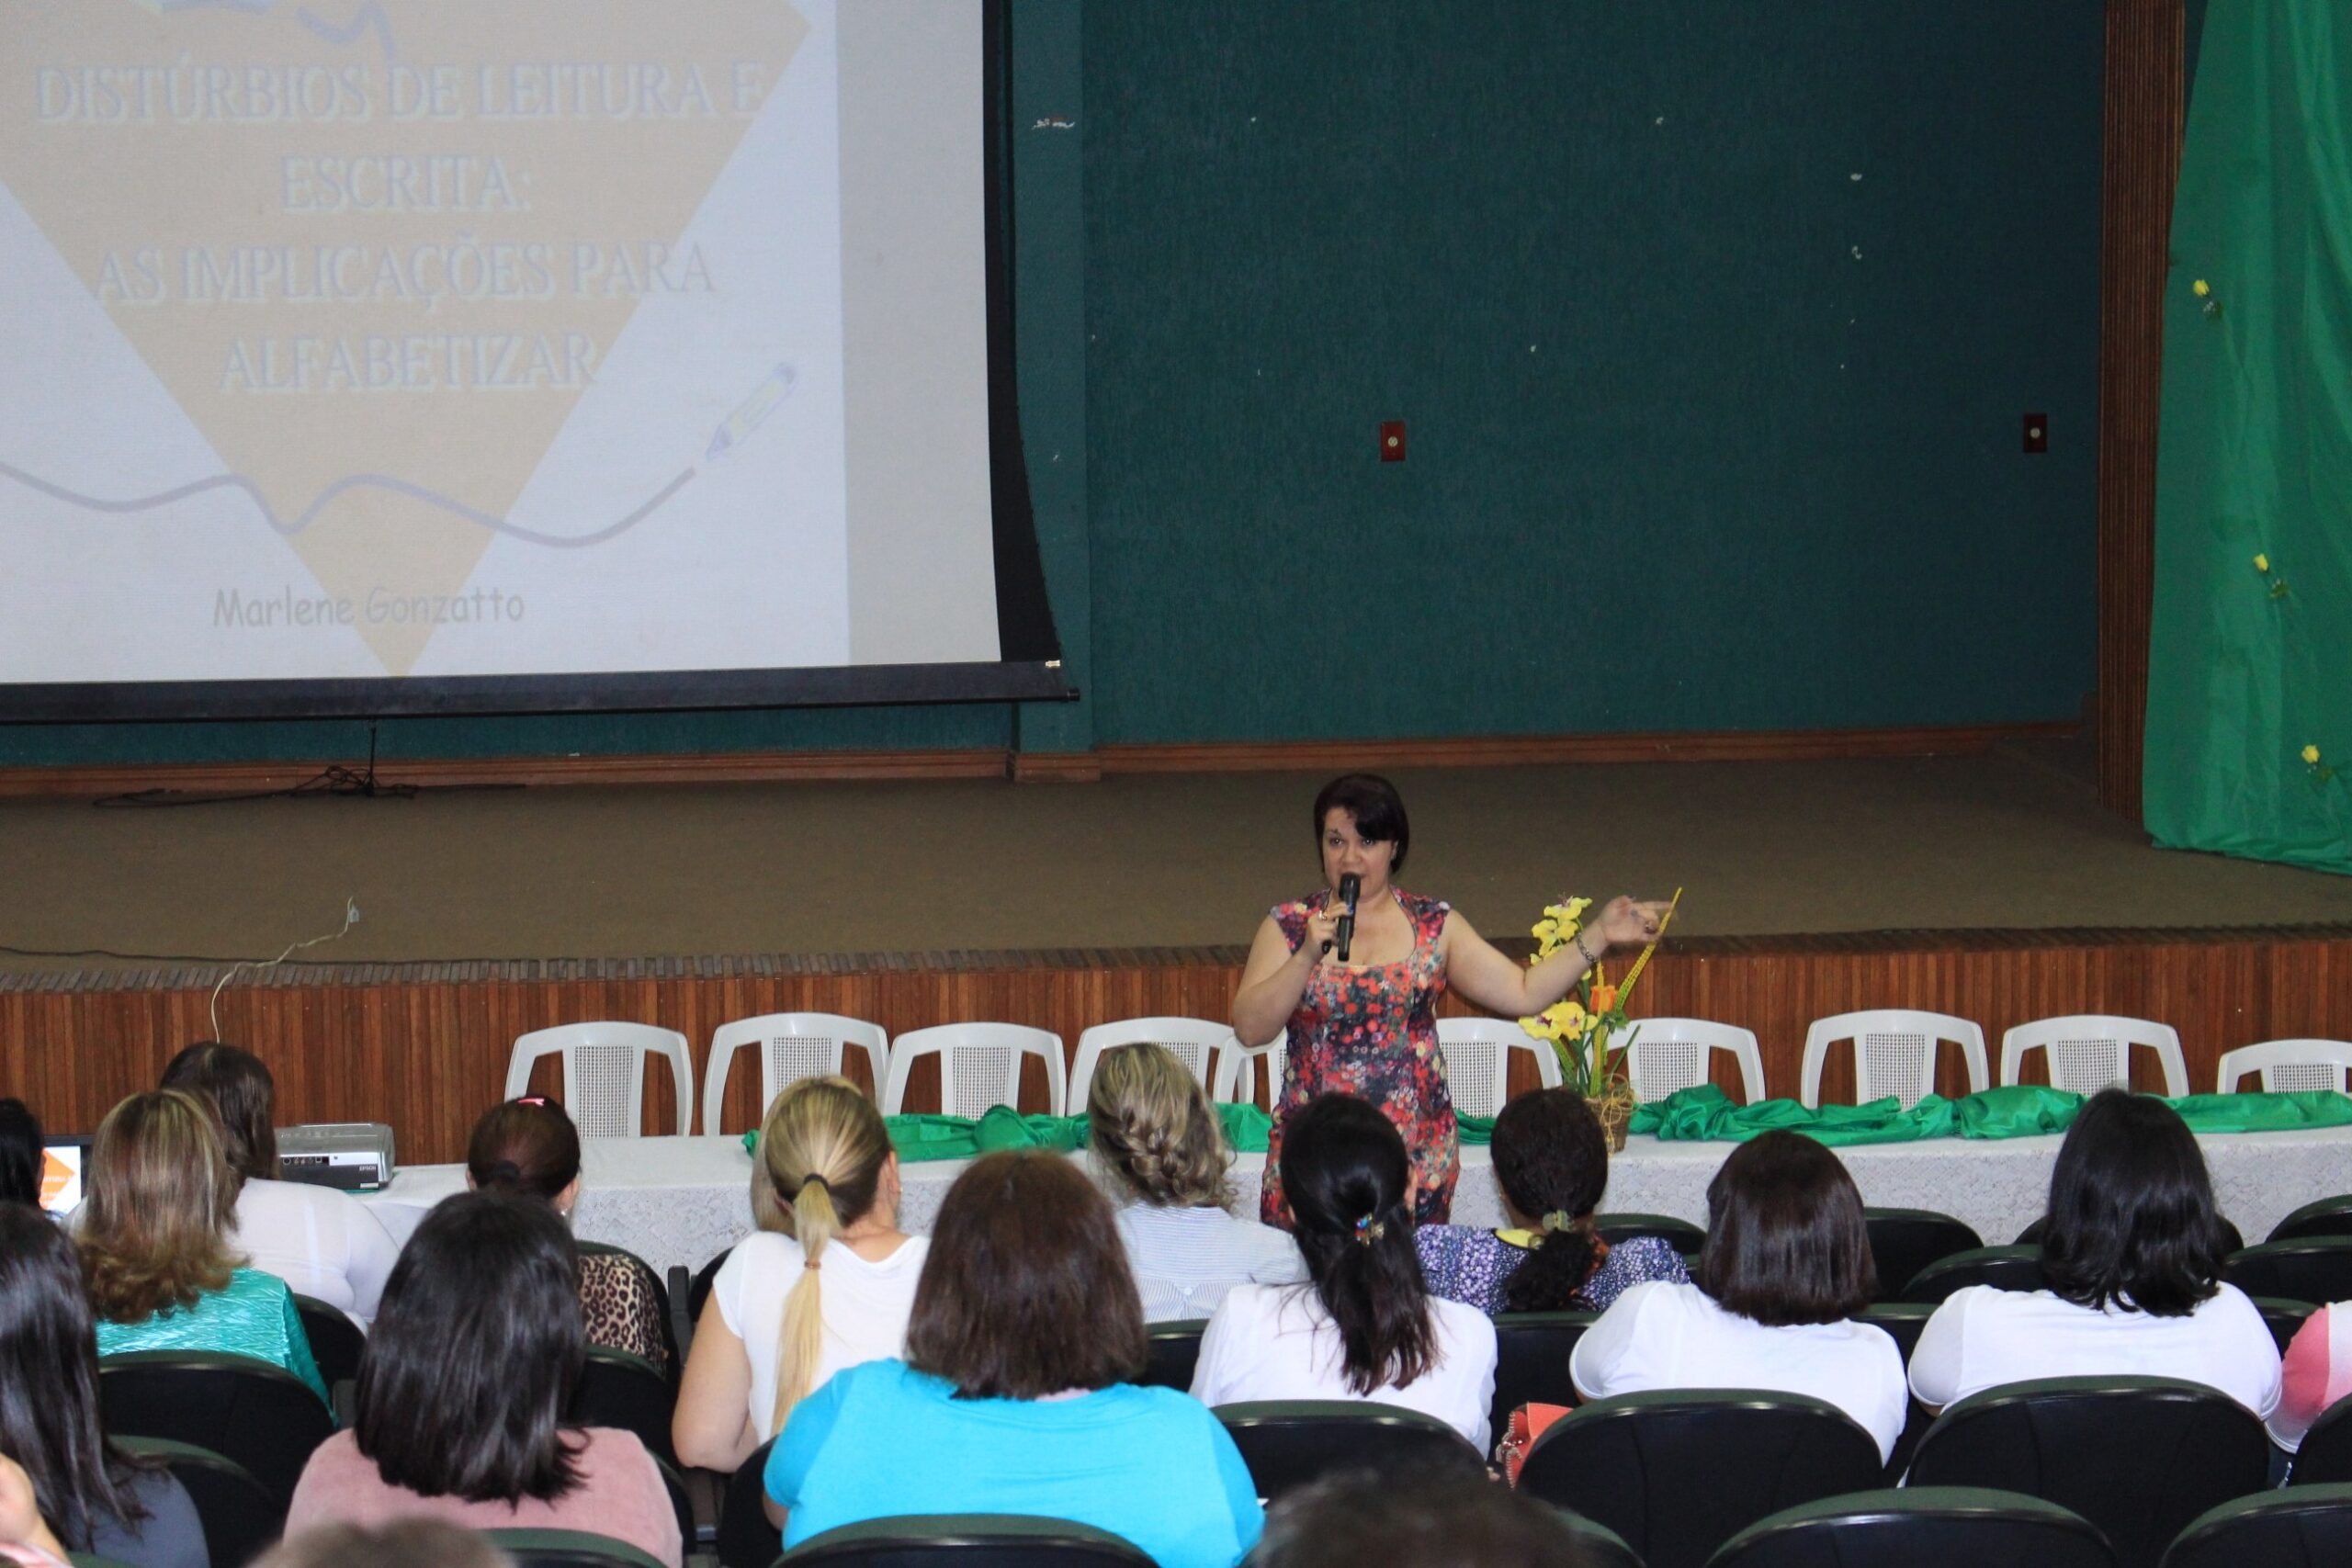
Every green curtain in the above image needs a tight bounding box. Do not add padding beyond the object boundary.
[2145,2,2352,872]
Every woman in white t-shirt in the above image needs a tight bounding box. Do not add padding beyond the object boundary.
[1192,1094,1497,1451]
[1089,1043,1302,1321]
[161,1043,400,1324]
[1910,1089,2279,1421]
[672,1077,926,1472]
[1571,1130,1906,1463]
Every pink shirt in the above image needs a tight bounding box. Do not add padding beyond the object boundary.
[2275,1304,2352,1451]
[286,1427,681,1566]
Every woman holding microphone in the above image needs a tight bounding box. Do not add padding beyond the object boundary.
[1235,773,1668,1226]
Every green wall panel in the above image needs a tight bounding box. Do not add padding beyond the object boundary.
[1083,1,2102,742]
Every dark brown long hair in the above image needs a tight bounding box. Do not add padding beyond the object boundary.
[467,1098,582,1202]
[160,1042,282,1190]
[907,1151,1146,1400]
[1283,1095,1437,1394]
[1693,1131,1876,1325]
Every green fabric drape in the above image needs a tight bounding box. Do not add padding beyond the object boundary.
[2145,2,2352,872]
[1628,1083,2352,1145]
[743,1102,1278,1163]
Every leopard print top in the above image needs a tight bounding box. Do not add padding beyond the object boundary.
[581,1251,669,1371]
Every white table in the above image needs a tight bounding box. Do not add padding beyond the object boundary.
[355,1125,2352,1275]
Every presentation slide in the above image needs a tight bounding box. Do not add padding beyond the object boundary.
[0,0,1003,699]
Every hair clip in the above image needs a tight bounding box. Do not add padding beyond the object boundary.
[512,1094,555,1108]
[1540,1211,1572,1233]
[1352,1213,1386,1246]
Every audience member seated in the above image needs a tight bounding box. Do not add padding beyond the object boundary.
[0,1453,72,1568]
[765,1150,1262,1568]
[0,1100,41,1208]
[285,1191,681,1566]
[1910,1089,2280,1420]
[78,1090,328,1406]
[254,1521,513,1568]
[673,1077,924,1472]
[1571,1129,1905,1463]
[1088,1043,1302,1320]
[2274,1305,2352,1452]
[1256,1468,1600,1568]
[160,1043,401,1325]
[1418,1087,1688,1314]
[0,1205,207,1568]
[1191,1094,1498,1450]
[467,1097,668,1371]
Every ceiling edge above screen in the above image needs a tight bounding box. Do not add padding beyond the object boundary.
[0,0,1066,725]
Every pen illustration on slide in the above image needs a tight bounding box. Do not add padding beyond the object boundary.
[0,0,844,681]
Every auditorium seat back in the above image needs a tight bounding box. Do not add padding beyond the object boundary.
[1861,1209,1983,1303]
[1488,1309,1597,1448]
[570,1347,678,1466]
[776,1515,1160,1565]
[1906,1376,2270,1568]
[1899,1245,2045,1303]
[718,1438,782,1568]
[1706,1485,2119,1568]
[2268,1194,2352,1244]
[1594,1213,1706,1254]
[98,1351,334,1508]
[114,1435,283,1568]
[483,1529,670,1568]
[1212,1401,1485,1502]
[2222,1239,2352,1306]
[2156,1483,2352,1568]
[1138,1320,1206,1393]
[291,1293,368,1390]
[2286,1392,2352,1485]
[1516,1389,1883,1568]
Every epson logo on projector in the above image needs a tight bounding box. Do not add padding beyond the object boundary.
[214,586,526,629]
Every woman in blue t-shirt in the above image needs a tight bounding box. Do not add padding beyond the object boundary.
[766,1150,1263,1568]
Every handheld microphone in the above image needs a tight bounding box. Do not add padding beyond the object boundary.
[1336,874,1361,962]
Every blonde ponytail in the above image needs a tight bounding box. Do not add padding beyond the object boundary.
[761,1076,892,1432]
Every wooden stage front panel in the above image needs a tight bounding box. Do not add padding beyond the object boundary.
[8,925,2352,1165]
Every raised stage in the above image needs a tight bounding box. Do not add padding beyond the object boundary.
[5,735,2352,1164]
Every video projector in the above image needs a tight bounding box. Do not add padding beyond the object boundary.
[277,1122,397,1191]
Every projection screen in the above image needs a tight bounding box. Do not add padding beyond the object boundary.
[0,0,1061,720]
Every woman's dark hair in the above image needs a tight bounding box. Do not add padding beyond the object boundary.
[0,1098,42,1206]
[1282,1095,1437,1394]
[1312,773,1410,873]
[160,1042,280,1188]
[2040,1089,2230,1316]
[1693,1131,1875,1325]
[355,1190,585,1503]
[1491,1089,1609,1313]
[0,1204,152,1551]
[907,1151,1146,1400]
[1256,1469,1597,1568]
[467,1098,582,1203]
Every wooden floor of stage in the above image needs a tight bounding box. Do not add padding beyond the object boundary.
[5,736,2352,1163]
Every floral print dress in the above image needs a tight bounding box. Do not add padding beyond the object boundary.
[1261,887,1459,1226]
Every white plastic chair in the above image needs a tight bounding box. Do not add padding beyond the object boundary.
[2215,1038,2352,1095]
[1214,1032,1284,1108]
[882,1023,1067,1119]
[1799,1010,1988,1111]
[1067,1019,1234,1116]
[701,1013,890,1136]
[505,1022,695,1138]
[2000,1015,2188,1098]
[1435,1018,1564,1119]
[1613,1018,1767,1104]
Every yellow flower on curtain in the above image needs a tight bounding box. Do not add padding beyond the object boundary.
[2306,745,2324,766]
[2193,279,2211,298]
[2255,554,2271,573]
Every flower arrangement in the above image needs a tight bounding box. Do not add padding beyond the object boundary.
[1519,890,1680,1145]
